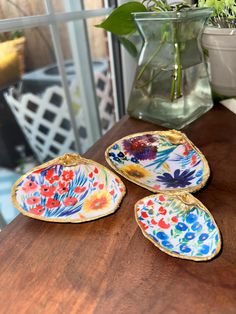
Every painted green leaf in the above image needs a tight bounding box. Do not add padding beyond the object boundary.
[96,2,147,36]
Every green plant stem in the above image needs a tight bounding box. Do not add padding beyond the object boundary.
[137,34,167,81]
[170,30,182,101]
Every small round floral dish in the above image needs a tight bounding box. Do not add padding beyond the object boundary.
[105,130,210,193]
[135,192,221,261]
[12,154,126,223]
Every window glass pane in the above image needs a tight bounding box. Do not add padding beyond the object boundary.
[0,0,46,18]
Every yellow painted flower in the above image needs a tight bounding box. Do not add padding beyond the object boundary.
[121,164,150,179]
[82,190,112,212]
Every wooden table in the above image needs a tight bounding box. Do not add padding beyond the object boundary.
[0,105,235,314]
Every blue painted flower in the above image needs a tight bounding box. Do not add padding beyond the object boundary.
[112,144,119,150]
[199,233,209,241]
[156,231,169,240]
[109,152,116,157]
[199,244,210,255]
[157,169,195,188]
[176,222,188,231]
[184,232,195,241]
[131,157,139,163]
[207,221,216,231]
[162,240,174,249]
[215,234,219,242]
[113,157,121,162]
[180,244,191,253]
[186,213,198,224]
[191,222,202,232]
[118,152,125,158]
[195,170,203,177]
[197,178,203,184]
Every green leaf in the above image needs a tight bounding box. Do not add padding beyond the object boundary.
[118,36,138,57]
[96,2,147,36]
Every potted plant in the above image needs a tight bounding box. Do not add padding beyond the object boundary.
[97,1,214,129]
[199,0,236,97]
[0,31,26,87]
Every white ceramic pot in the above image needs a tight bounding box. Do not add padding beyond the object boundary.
[202,27,236,97]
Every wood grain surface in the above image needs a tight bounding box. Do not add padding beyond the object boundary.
[0,105,235,314]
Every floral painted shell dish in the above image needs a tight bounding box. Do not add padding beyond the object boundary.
[135,192,221,261]
[12,154,126,223]
[105,130,210,193]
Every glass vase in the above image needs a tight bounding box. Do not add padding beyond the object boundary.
[127,8,214,129]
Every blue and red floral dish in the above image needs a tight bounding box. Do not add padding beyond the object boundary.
[135,192,221,261]
[11,154,125,223]
[105,130,210,193]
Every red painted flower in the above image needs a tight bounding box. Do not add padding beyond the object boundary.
[40,185,56,197]
[151,218,158,225]
[26,196,41,206]
[57,181,69,195]
[159,195,165,202]
[158,206,167,215]
[63,197,77,206]
[158,218,170,229]
[29,205,45,215]
[46,198,60,209]
[139,221,148,230]
[98,184,104,190]
[191,154,197,165]
[141,211,148,219]
[74,186,86,194]
[94,167,99,174]
[171,216,178,223]
[62,170,74,181]
[22,180,38,193]
[147,200,154,206]
[45,168,59,184]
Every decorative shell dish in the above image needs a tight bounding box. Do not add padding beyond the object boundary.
[135,192,221,261]
[12,154,126,223]
[105,130,210,193]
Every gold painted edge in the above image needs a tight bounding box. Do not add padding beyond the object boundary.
[105,130,210,194]
[134,192,222,262]
[11,154,126,223]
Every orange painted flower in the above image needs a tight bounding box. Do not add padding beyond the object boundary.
[26,196,41,206]
[62,170,74,181]
[57,181,69,195]
[22,180,38,193]
[74,186,86,194]
[45,168,59,184]
[46,198,60,209]
[40,185,56,197]
[82,191,112,212]
[29,205,45,215]
[63,197,77,206]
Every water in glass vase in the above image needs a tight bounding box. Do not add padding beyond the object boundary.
[127,9,214,129]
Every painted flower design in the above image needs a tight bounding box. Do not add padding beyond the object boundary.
[74,186,87,194]
[29,205,45,215]
[121,164,151,179]
[122,134,157,160]
[26,196,41,206]
[82,191,112,212]
[63,197,77,206]
[62,170,74,181]
[46,198,60,209]
[45,168,59,184]
[57,181,69,195]
[157,169,195,188]
[40,185,57,197]
[21,180,38,193]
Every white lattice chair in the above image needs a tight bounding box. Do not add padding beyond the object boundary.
[5,70,114,163]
